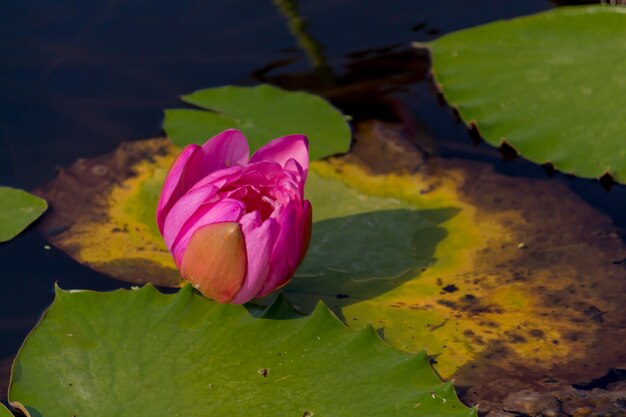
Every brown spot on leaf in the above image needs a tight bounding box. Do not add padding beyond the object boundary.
[442,284,458,293]
[583,306,605,323]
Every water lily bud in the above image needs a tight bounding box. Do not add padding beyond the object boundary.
[156,129,312,303]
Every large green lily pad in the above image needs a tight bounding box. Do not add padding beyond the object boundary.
[0,187,47,243]
[429,5,626,183]
[164,84,352,160]
[9,285,473,417]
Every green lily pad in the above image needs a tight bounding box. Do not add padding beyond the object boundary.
[0,404,13,417]
[0,187,47,243]
[429,5,626,183]
[9,285,474,417]
[164,84,352,160]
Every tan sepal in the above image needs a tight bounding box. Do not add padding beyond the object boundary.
[181,222,247,303]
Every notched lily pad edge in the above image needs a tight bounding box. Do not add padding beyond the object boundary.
[7,284,477,417]
[418,43,623,187]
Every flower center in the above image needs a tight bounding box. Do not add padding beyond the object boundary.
[240,186,275,219]
[220,184,275,220]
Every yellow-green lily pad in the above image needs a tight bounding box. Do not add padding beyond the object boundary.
[35,123,626,408]
[0,404,12,417]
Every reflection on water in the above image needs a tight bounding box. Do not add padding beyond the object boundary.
[272,0,335,82]
[0,0,552,190]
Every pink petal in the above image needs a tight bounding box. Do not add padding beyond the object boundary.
[222,186,248,200]
[239,210,262,232]
[162,185,219,251]
[157,130,248,234]
[250,134,309,178]
[188,165,245,194]
[256,199,312,298]
[298,200,313,264]
[170,198,245,267]
[284,158,307,194]
[199,129,249,173]
[236,161,286,186]
[256,202,299,298]
[230,218,279,304]
[156,144,201,233]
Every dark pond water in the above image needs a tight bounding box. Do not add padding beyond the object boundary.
[1,0,625,401]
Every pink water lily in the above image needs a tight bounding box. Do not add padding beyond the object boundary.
[156,129,312,304]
